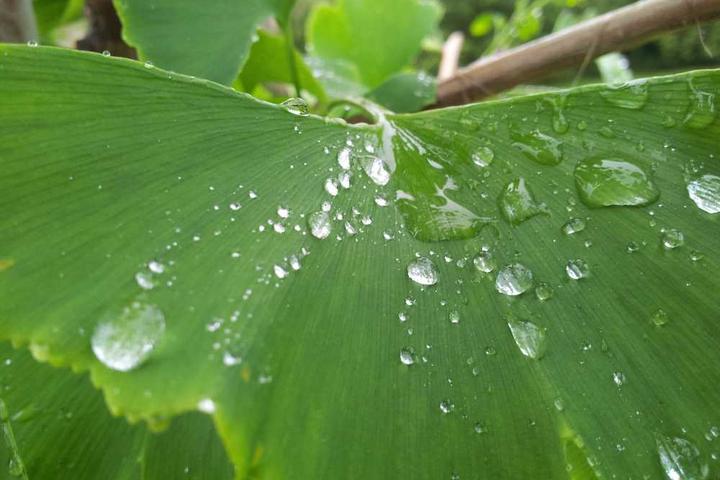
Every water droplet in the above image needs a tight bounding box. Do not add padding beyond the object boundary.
[574,158,659,207]
[148,261,165,274]
[91,301,165,372]
[626,241,641,253]
[474,422,488,434]
[337,148,351,170]
[472,146,495,168]
[400,348,415,365]
[361,156,390,186]
[600,81,648,109]
[223,351,242,366]
[197,398,216,414]
[407,257,439,286]
[562,218,586,235]
[26,40,38,47]
[684,81,716,129]
[135,272,154,290]
[277,207,290,218]
[657,435,708,480]
[511,130,563,165]
[439,400,455,414]
[535,283,554,301]
[499,178,546,225]
[273,265,288,279]
[612,371,626,386]
[495,263,533,296]
[507,319,546,360]
[101,50,111,57]
[324,178,339,196]
[651,309,669,327]
[549,97,569,134]
[144,60,154,68]
[449,310,460,324]
[473,251,496,273]
[687,174,720,214]
[566,259,590,280]
[308,211,331,239]
[281,97,309,116]
[662,229,684,249]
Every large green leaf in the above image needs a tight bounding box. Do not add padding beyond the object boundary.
[306,0,442,89]
[1,45,719,479]
[113,0,296,84]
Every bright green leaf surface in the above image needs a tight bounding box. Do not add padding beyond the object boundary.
[239,30,326,103]
[33,0,83,41]
[1,46,720,479]
[306,0,442,89]
[113,0,295,85]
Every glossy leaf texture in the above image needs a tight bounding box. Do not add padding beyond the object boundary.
[306,0,442,90]
[113,0,296,84]
[1,46,720,479]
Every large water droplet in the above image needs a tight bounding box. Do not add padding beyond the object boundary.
[496,263,533,296]
[407,257,439,286]
[91,301,165,372]
[281,97,309,116]
[511,130,563,165]
[499,178,546,225]
[600,81,648,109]
[508,319,546,359]
[308,211,331,239]
[656,435,709,480]
[684,81,716,129]
[574,158,659,207]
[687,174,720,214]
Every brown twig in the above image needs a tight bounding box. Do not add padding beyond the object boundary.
[0,0,38,43]
[438,31,465,81]
[76,0,135,58]
[435,0,720,107]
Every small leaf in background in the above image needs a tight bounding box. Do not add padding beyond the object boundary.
[366,72,436,113]
[469,13,497,38]
[239,30,326,103]
[306,0,443,89]
[113,0,297,84]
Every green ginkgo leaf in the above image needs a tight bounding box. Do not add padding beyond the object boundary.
[113,0,296,84]
[1,46,719,479]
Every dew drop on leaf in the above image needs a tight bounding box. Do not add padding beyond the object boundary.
[91,301,165,372]
[535,283,554,301]
[280,97,309,116]
[308,211,332,239]
[574,158,659,208]
[683,81,716,129]
[687,174,720,214]
[495,263,533,296]
[507,319,546,360]
[473,251,496,273]
[600,81,648,109]
[562,217,586,235]
[337,147,351,170]
[656,435,709,480]
[361,155,391,186]
[566,259,590,280]
[439,400,455,414]
[407,257,439,286]
[511,129,563,165]
[662,229,685,250]
[651,309,669,327]
[499,178,546,225]
[400,348,415,365]
[472,146,495,168]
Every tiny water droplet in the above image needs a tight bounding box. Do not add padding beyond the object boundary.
[612,371,626,386]
[148,261,165,274]
[281,97,309,116]
[135,272,155,290]
[407,257,439,286]
[508,319,546,360]
[449,310,460,324]
[495,263,533,296]
[308,211,331,239]
[511,130,563,165]
[562,218,586,235]
[575,158,659,208]
[535,283,554,301]
[651,309,669,327]
[474,422,488,434]
[662,229,684,250]
[91,301,165,372]
[197,398,216,414]
[400,348,415,365]
[439,400,455,414]
[566,259,590,280]
[273,265,288,279]
[687,174,720,214]
[101,50,111,57]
